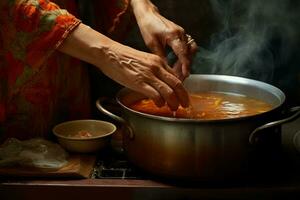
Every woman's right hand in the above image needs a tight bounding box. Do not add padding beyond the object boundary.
[59,24,189,110]
[98,41,190,110]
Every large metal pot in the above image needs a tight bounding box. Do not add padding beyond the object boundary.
[96,74,300,181]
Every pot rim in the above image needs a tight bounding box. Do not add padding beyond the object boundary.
[116,74,286,123]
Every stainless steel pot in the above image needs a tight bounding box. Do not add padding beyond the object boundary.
[96,74,300,180]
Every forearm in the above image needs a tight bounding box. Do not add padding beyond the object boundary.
[58,23,153,76]
[57,22,189,109]
[58,23,115,69]
[130,0,158,19]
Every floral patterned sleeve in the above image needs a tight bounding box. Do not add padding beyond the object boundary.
[0,0,81,134]
[0,0,80,91]
[0,0,132,141]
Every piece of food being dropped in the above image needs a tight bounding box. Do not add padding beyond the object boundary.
[129,92,273,120]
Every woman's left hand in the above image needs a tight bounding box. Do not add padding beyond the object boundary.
[131,0,198,81]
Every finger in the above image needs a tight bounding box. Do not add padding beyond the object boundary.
[146,76,180,111]
[156,66,190,108]
[181,59,190,80]
[171,58,190,81]
[180,38,198,79]
[172,60,184,81]
[189,40,198,55]
[160,59,186,83]
[168,38,189,72]
[156,58,181,80]
[148,40,167,62]
[137,83,165,107]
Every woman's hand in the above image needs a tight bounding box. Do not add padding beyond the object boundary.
[99,42,190,110]
[131,0,198,81]
[59,24,189,110]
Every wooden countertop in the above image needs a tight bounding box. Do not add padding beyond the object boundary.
[2,177,300,200]
[2,148,300,200]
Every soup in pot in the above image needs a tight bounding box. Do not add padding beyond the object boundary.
[128,92,273,120]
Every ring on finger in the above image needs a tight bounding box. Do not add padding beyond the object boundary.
[187,38,195,45]
[185,34,194,45]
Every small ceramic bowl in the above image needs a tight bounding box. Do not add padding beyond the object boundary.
[53,120,116,153]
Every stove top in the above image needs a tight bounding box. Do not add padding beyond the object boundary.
[91,149,150,180]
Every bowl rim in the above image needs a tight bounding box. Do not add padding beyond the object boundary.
[52,119,116,141]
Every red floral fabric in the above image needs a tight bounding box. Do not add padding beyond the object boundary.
[0,0,130,142]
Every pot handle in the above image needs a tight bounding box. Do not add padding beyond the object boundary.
[96,97,134,139]
[249,106,300,144]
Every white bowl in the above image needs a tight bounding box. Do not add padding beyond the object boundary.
[53,120,116,153]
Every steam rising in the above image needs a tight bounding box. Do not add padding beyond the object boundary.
[194,0,300,82]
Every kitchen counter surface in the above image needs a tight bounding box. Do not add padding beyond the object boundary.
[2,175,300,200]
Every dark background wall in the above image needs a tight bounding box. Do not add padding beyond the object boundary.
[123,0,219,51]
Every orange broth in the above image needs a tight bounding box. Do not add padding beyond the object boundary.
[128,92,273,120]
